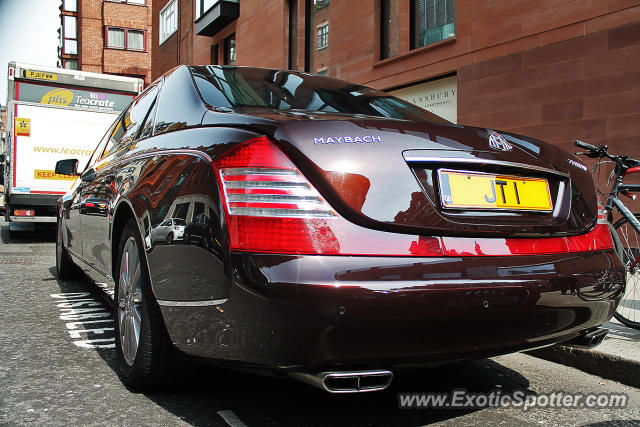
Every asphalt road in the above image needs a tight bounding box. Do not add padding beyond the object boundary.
[1,222,640,426]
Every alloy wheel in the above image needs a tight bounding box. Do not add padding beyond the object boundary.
[118,236,143,366]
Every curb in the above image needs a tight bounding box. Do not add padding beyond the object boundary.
[528,345,640,389]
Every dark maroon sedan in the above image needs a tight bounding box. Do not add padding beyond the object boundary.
[55,65,624,393]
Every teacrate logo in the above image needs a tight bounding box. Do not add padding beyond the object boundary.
[41,88,73,106]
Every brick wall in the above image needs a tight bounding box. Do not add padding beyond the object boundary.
[80,0,153,85]
[458,21,640,160]
[152,0,192,80]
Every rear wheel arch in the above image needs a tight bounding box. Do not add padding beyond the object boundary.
[111,200,144,282]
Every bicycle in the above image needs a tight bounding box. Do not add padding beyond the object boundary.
[575,140,640,329]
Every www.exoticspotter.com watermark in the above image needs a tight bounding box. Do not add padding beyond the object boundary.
[398,389,629,411]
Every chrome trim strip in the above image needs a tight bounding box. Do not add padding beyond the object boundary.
[402,155,570,178]
[227,194,322,203]
[221,168,299,176]
[128,149,213,164]
[156,298,228,307]
[224,181,308,189]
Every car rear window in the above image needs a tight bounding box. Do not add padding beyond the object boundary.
[189,65,448,123]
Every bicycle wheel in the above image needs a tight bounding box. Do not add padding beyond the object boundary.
[613,214,640,329]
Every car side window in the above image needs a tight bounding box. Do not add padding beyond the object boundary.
[100,84,160,160]
[138,80,163,140]
[83,109,127,168]
[121,84,160,145]
[99,107,131,161]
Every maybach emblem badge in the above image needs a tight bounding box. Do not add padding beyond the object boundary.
[488,132,513,151]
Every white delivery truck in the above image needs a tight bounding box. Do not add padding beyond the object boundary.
[2,62,143,238]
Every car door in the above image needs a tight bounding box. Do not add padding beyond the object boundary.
[63,113,122,260]
[81,83,160,281]
[152,218,172,243]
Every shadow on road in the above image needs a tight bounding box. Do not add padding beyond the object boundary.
[140,357,531,426]
[46,260,535,426]
[30,221,534,426]
[0,223,56,244]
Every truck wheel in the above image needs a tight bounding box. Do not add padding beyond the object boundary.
[9,230,21,239]
[56,224,81,280]
[115,219,173,390]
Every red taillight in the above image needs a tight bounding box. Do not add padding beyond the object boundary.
[14,209,35,217]
[214,137,615,256]
[85,203,95,208]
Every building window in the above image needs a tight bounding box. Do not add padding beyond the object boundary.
[159,0,178,45]
[127,30,145,50]
[63,0,77,12]
[106,0,146,4]
[313,0,329,11]
[317,23,328,50]
[106,27,146,51]
[412,0,455,49]
[224,34,236,65]
[63,15,78,54]
[63,59,78,70]
[381,0,400,59]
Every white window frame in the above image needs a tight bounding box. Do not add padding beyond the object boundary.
[160,0,178,45]
[317,23,329,50]
[195,0,219,20]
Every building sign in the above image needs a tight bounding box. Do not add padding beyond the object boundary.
[24,70,58,81]
[389,75,457,123]
[17,82,134,112]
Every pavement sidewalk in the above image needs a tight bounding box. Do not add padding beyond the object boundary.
[530,318,640,388]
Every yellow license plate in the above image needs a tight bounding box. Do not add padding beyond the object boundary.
[438,170,552,211]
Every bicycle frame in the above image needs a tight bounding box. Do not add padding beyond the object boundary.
[606,176,640,269]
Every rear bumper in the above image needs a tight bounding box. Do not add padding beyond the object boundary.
[159,250,624,371]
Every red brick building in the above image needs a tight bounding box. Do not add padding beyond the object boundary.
[58,0,153,85]
[151,0,640,158]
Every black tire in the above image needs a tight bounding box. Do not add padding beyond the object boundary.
[56,222,81,280]
[167,233,174,245]
[9,229,21,239]
[613,214,640,329]
[114,219,174,389]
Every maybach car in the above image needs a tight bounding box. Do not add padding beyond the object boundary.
[55,65,624,393]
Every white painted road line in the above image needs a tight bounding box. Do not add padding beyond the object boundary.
[217,410,247,427]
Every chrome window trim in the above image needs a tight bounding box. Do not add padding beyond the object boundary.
[402,154,570,179]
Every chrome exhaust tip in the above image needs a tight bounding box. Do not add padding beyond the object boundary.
[563,328,608,349]
[289,369,393,393]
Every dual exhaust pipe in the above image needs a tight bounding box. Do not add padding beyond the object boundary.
[289,369,393,393]
[562,327,608,349]
[289,328,609,393]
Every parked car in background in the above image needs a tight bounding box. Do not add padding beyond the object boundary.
[55,65,624,393]
[184,213,212,249]
[151,217,185,244]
